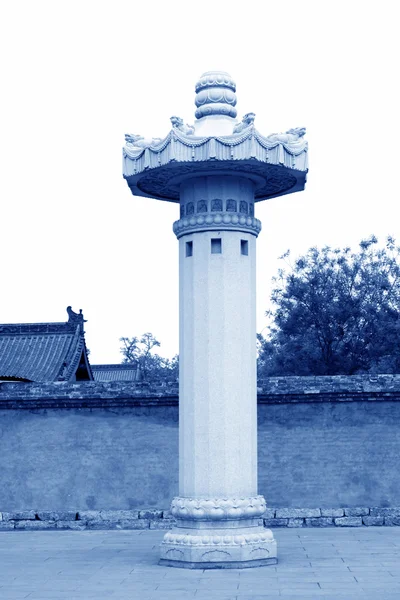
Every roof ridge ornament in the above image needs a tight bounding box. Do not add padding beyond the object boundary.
[265,127,306,144]
[66,306,87,326]
[124,133,163,150]
[170,116,195,136]
[233,113,256,134]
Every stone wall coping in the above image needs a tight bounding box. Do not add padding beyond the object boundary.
[1,375,400,409]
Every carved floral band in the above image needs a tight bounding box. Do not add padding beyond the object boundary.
[170,495,267,520]
[173,214,262,239]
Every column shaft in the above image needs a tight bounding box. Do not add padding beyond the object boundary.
[179,229,257,497]
[160,175,277,568]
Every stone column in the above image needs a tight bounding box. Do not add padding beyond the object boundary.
[159,175,277,568]
[123,70,307,569]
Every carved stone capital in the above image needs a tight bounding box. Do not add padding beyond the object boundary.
[173,213,262,239]
[170,495,267,520]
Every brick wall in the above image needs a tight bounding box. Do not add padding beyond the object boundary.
[1,375,400,514]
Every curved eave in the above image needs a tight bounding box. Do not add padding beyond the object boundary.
[123,127,308,203]
[124,159,307,203]
[58,325,93,382]
[0,375,31,382]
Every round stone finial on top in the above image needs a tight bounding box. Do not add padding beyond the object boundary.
[194,71,237,119]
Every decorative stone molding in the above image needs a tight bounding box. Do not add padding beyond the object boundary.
[160,521,277,567]
[179,197,255,218]
[123,128,308,203]
[233,113,256,134]
[194,71,237,119]
[170,116,195,136]
[173,213,262,239]
[170,495,267,520]
[163,529,274,546]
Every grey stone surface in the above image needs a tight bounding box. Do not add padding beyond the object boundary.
[37,510,77,521]
[385,516,400,526]
[14,520,55,530]
[139,509,163,519]
[344,507,369,516]
[263,518,288,527]
[320,508,344,517]
[159,557,277,569]
[117,519,150,529]
[0,527,399,599]
[85,519,121,530]
[149,519,175,529]
[261,508,275,518]
[305,517,334,527]
[276,508,321,518]
[287,518,304,527]
[77,510,101,521]
[334,516,362,527]
[363,516,384,526]
[370,507,400,517]
[3,509,400,530]
[56,520,86,530]
[2,510,36,521]
[100,509,139,520]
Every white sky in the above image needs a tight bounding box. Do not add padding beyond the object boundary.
[1,1,399,363]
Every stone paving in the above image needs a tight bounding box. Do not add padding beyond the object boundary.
[0,527,399,599]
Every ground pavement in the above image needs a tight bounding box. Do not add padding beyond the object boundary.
[0,527,399,599]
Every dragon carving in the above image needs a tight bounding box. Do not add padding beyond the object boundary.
[170,116,195,135]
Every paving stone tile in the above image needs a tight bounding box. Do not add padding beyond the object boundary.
[0,527,399,599]
[309,558,346,565]
[319,594,366,598]
[235,594,279,599]
[237,582,280,590]
[156,594,202,600]
[0,593,32,599]
[278,588,325,596]
[237,597,280,600]
[318,580,362,588]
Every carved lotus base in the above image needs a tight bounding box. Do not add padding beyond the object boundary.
[159,523,277,569]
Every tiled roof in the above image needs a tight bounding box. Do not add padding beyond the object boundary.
[91,363,139,382]
[0,307,93,382]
